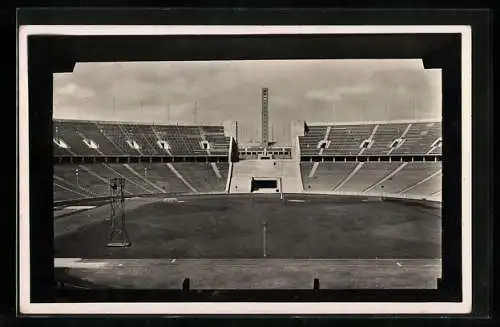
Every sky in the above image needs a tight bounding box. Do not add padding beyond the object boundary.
[53,60,441,144]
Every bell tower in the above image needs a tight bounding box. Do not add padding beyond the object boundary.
[261,87,269,147]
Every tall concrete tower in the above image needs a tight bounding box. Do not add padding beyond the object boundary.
[261,87,269,147]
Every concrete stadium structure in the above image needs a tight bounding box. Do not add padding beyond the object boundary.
[52,90,442,290]
[53,117,442,204]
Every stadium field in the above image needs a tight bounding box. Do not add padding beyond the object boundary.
[54,194,441,259]
[54,194,441,289]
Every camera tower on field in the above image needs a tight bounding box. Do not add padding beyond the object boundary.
[107,177,131,247]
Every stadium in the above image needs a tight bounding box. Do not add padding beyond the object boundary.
[53,81,442,290]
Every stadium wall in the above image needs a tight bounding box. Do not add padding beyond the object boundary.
[295,152,304,192]
[290,120,305,159]
[305,118,440,126]
[225,162,233,193]
[304,190,442,203]
[228,136,239,162]
[53,191,229,207]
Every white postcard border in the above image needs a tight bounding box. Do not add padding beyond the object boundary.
[17,24,472,315]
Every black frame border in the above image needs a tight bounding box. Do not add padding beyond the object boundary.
[16,8,493,318]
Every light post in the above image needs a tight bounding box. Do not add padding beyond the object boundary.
[263,220,267,258]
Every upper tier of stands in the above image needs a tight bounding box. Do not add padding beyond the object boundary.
[53,120,231,157]
[299,121,442,156]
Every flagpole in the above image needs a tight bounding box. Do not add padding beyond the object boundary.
[359,101,363,121]
[167,100,170,123]
[263,220,267,258]
[413,98,416,119]
[194,101,197,124]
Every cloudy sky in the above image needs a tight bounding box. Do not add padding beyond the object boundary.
[53,60,441,143]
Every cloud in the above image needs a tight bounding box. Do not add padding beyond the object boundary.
[305,85,374,102]
[54,81,95,98]
[53,60,441,143]
[306,90,342,102]
[336,85,374,95]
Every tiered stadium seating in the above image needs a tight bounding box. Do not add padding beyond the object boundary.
[53,144,72,157]
[53,118,441,203]
[402,167,442,197]
[299,121,442,156]
[362,124,409,156]
[182,126,213,156]
[150,125,221,156]
[301,162,358,191]
[72,121,125,155]
[53,163,230,202]
[105,164,160,193]
[427,147,442,155]
[337,162,401,192]
[53,120,231,157]
[53,121,102,156]
[121,124,159,155]
[298,126,327,156]
[137,124,169,154]
[125,163,188,193]
[323,124,375,155]
[204,135,231,155]
[172,163,229,193]
[391,122,442,155]
[300,161,441,199]
[368,162,442,194]
[95,122,140,155]
[82,164,149,195]
[54,165,108,197]
[53,182,86,201]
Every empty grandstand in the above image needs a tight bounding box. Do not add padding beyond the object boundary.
[298,120,442,157]
[53,119,234,202]
[53,120,232,157]
[53,117,441,203]
[54,162,230,202]
[301,161,441,200]
[52,80,442,291]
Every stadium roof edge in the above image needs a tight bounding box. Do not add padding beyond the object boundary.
[306,118,441,126]
[53,118,225,127]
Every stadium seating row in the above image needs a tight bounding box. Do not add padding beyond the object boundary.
[301,162,441,199]
[53,120,231,157]
[54,161,440,202]
[53,163,230,202]
[299,121,442,156]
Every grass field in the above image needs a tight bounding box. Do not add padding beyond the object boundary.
[54,194,441,259]
[53,194,441,289]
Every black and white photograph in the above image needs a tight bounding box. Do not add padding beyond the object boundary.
[52,59,443,290]
[17,19,485,316]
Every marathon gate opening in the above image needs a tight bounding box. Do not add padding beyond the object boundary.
[250,177,283,196]
[252,179,277,191]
